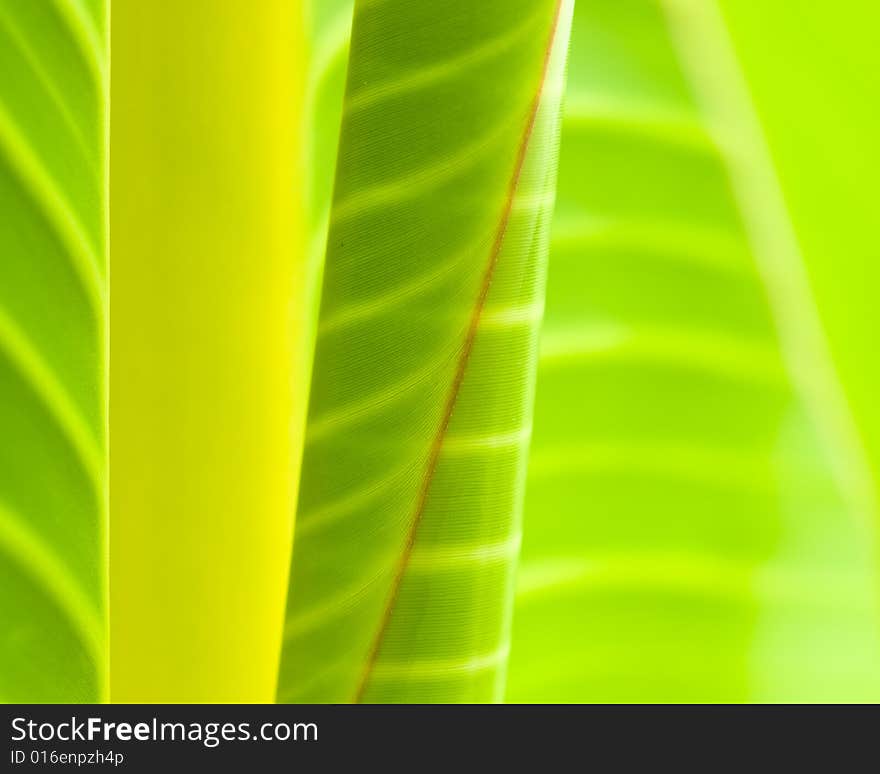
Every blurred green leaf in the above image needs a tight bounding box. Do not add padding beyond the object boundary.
[0,0,107,702]
[279,0,573,703]
[717,0,880,532]
[506,0,880,703]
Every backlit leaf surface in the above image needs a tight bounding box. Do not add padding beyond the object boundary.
[279,0,574,703]
[0,0,107,702]
[506,0,880,702]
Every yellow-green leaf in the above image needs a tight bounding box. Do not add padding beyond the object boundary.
[507,0,880,702]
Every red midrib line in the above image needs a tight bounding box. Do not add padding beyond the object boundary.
[352,0,565,703]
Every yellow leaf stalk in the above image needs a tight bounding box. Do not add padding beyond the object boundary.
[110,1,307,701]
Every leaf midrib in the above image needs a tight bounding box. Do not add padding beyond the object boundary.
[350,0,566,703]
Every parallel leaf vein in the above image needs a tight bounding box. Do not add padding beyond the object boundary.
[0,101,104,315]
[0,307,102,490]
[0,499,103,667]
[351,0,566,703]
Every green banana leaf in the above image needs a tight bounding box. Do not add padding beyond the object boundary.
[506,0,880,702]
[716,0,880,512]
[0,0,107,702]
[279,0,574,703]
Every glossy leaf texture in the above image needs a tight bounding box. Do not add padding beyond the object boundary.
[279,0,574,703]
[506,0,880,702]
[0,0,107,701]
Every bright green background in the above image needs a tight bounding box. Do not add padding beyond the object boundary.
[507,0,880,702]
